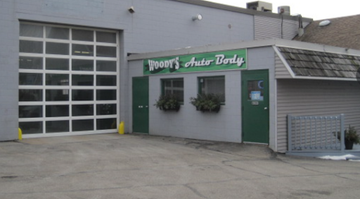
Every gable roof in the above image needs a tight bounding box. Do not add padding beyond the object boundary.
[276,47,360,80]
[294,14,360,50]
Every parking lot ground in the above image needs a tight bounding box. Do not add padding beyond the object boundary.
[1,133,360,199]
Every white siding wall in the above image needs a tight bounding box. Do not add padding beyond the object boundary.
[275,54,292,78]
[254,15,309,40]
[276,79,360,152]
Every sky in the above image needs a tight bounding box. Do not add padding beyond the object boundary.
[206,0,359,20]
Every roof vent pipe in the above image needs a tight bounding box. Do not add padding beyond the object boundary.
[246,1,272,12]
[278,6,290,15]
[319,20,331,27]
[297,15,304,37]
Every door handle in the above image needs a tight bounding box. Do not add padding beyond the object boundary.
[264,107,268,110]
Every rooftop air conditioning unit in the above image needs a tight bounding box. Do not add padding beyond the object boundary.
[278,6,291,15]
[246,1,272,12]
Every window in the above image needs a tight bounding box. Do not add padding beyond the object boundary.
[161,78,184,102]
[247,80,264,101]
[199,76,225,102]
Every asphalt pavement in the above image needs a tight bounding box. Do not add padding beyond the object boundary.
[0,133,360,199]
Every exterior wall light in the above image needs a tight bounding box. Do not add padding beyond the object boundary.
[192,14,202,21]
[128,6,135,13]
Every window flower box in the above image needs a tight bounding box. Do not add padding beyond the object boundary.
[154,94,181,111]
[190,93,221,113]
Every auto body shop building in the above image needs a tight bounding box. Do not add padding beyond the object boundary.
[128,39,360,153]
[1,0,359,153]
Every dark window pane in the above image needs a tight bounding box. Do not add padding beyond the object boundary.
[46,27,69,39]
[20,41,43,53]
[172,90,184,101]
[73,120,94,131]
[97,118,116,130]
[46,42,69,55]
[19,73,42,85]
[96,46,116,57]
[46,105,69,117]
[19,89,42,101]
[162,78,184,102]
[46,58,69,70]
[248,80,264,101]
[19,122,43,134]
[19,106,42,118]
[173,80,183,88]
[46,120,69,133]
[46,89,69,101]
[72,90,93,101]
[200,76,225,102]
[19,57,43,69]
[72,75,93,86]
[72,44,94,56]
[46,74,69,86]
[97,75,116,86]
[72,29,93,41]
[96,31,116,43]
[97,104,116,115]
[72,60,93,71]
[97,90,116,100]
[72,105,94,116]
[20,24,43,38]
[96,61,116,71]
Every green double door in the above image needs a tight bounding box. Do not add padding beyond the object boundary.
[241,70,269,144]
[132,77,149,133]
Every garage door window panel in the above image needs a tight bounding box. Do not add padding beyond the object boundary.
[19,22,119,135]
[72,60,94,71]
[46,58,69,70]
[19,57,43,70]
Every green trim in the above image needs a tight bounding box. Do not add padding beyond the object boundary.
[160,79,165,96]
[198,77,202,95]
[144,49,247,75]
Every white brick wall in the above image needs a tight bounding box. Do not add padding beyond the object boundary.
[148,72,242,143]
[1,0,298,140]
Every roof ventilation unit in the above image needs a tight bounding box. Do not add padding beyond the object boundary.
[319,20,331,27]
[246,1,272,12]
[278,6,290,15]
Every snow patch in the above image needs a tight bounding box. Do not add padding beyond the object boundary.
[319,154,359,161]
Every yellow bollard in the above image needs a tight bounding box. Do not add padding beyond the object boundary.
[118,121,125,135]
[18,128,22,141]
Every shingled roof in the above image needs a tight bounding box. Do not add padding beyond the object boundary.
[293,14,360,50]
[277,47,360,79]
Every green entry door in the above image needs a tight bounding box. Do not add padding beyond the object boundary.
[132,76,149,133]
[241,70,269,144]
